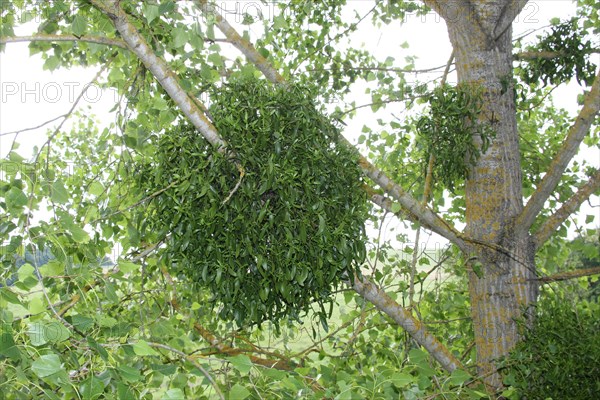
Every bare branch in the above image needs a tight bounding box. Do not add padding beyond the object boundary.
[0,34,128,49]
[307,65,448,75]
[517,69,600,232]
[194,0,285,84]
[537,267,600,283]
[353,276,463,373]
[515,49,600,61]
[0,115,66,137]
[533,169,600,248]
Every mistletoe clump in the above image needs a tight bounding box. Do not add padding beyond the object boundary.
[518,18,597,87]
[416,83,495,191]
[137,78,368,328]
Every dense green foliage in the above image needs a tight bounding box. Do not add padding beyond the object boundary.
[416,84,495,191]
[502,298,600,399]
[135,78,368,328]
[518,18,597,86]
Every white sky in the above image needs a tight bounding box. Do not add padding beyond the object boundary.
[0,0,597,248]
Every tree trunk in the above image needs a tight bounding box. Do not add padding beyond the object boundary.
[445,2,539,391]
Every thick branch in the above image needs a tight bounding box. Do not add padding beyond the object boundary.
[353,277,463,373]
[194,0,285,84]
[518,70,600,232]
[357,152,468,251]
[90,0,226,149]
[537,267,600,283]
[494,0,528,39]
[421,0,444,18]
[533,169,600,248]
[0,34,128,49]
[515,49,600,61]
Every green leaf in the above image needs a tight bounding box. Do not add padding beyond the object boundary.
[159,1,176,15]
[0,287,22,305]
[31,354,63,378]
[117,382,137,400]
[28,321,71,346]
[390,372,413,388]
[172,27,189,49]
[68,224,90,243]
[273,15,288,29]
[133,340,160,357]
[97,315,117,328]
[163,388,185,400]
[0,331,21,360]
[40,260,64,277]
[43,55,60,70]
[88,181,104,196]
[51,179,69,204]
[449,369,471,386]
[7,186,27,208]
[208,52,224,67]
[71,315,95,332]
[143,4,160,24]
[228,354,253,375]
[391,202,401,213]
[28,296,45,314]
[189,32,204,50]
[118,260,139,273]
[71,15,87,36]
[44,321,71,343]
[229,384,251,400]
[117,365,143,383]
[17,263,35,281]
[151,363,177,376]
[80,376,105,399]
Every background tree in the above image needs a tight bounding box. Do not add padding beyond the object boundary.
[1,0,599,398]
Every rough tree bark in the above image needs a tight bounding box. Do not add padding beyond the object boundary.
[430,0,600,389]
[429,0,537,390]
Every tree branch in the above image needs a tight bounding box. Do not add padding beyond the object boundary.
[194,0,285,84]
[0,34,128,49]
[537,267,600,283]
[533,169,600,248]
[514,49,600,61]
[89,0,226,149]
[421,0,444,18]
[352,276,463,373]
[357,154,468,251]
[517,69,600,233]
[494,0,528,40]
